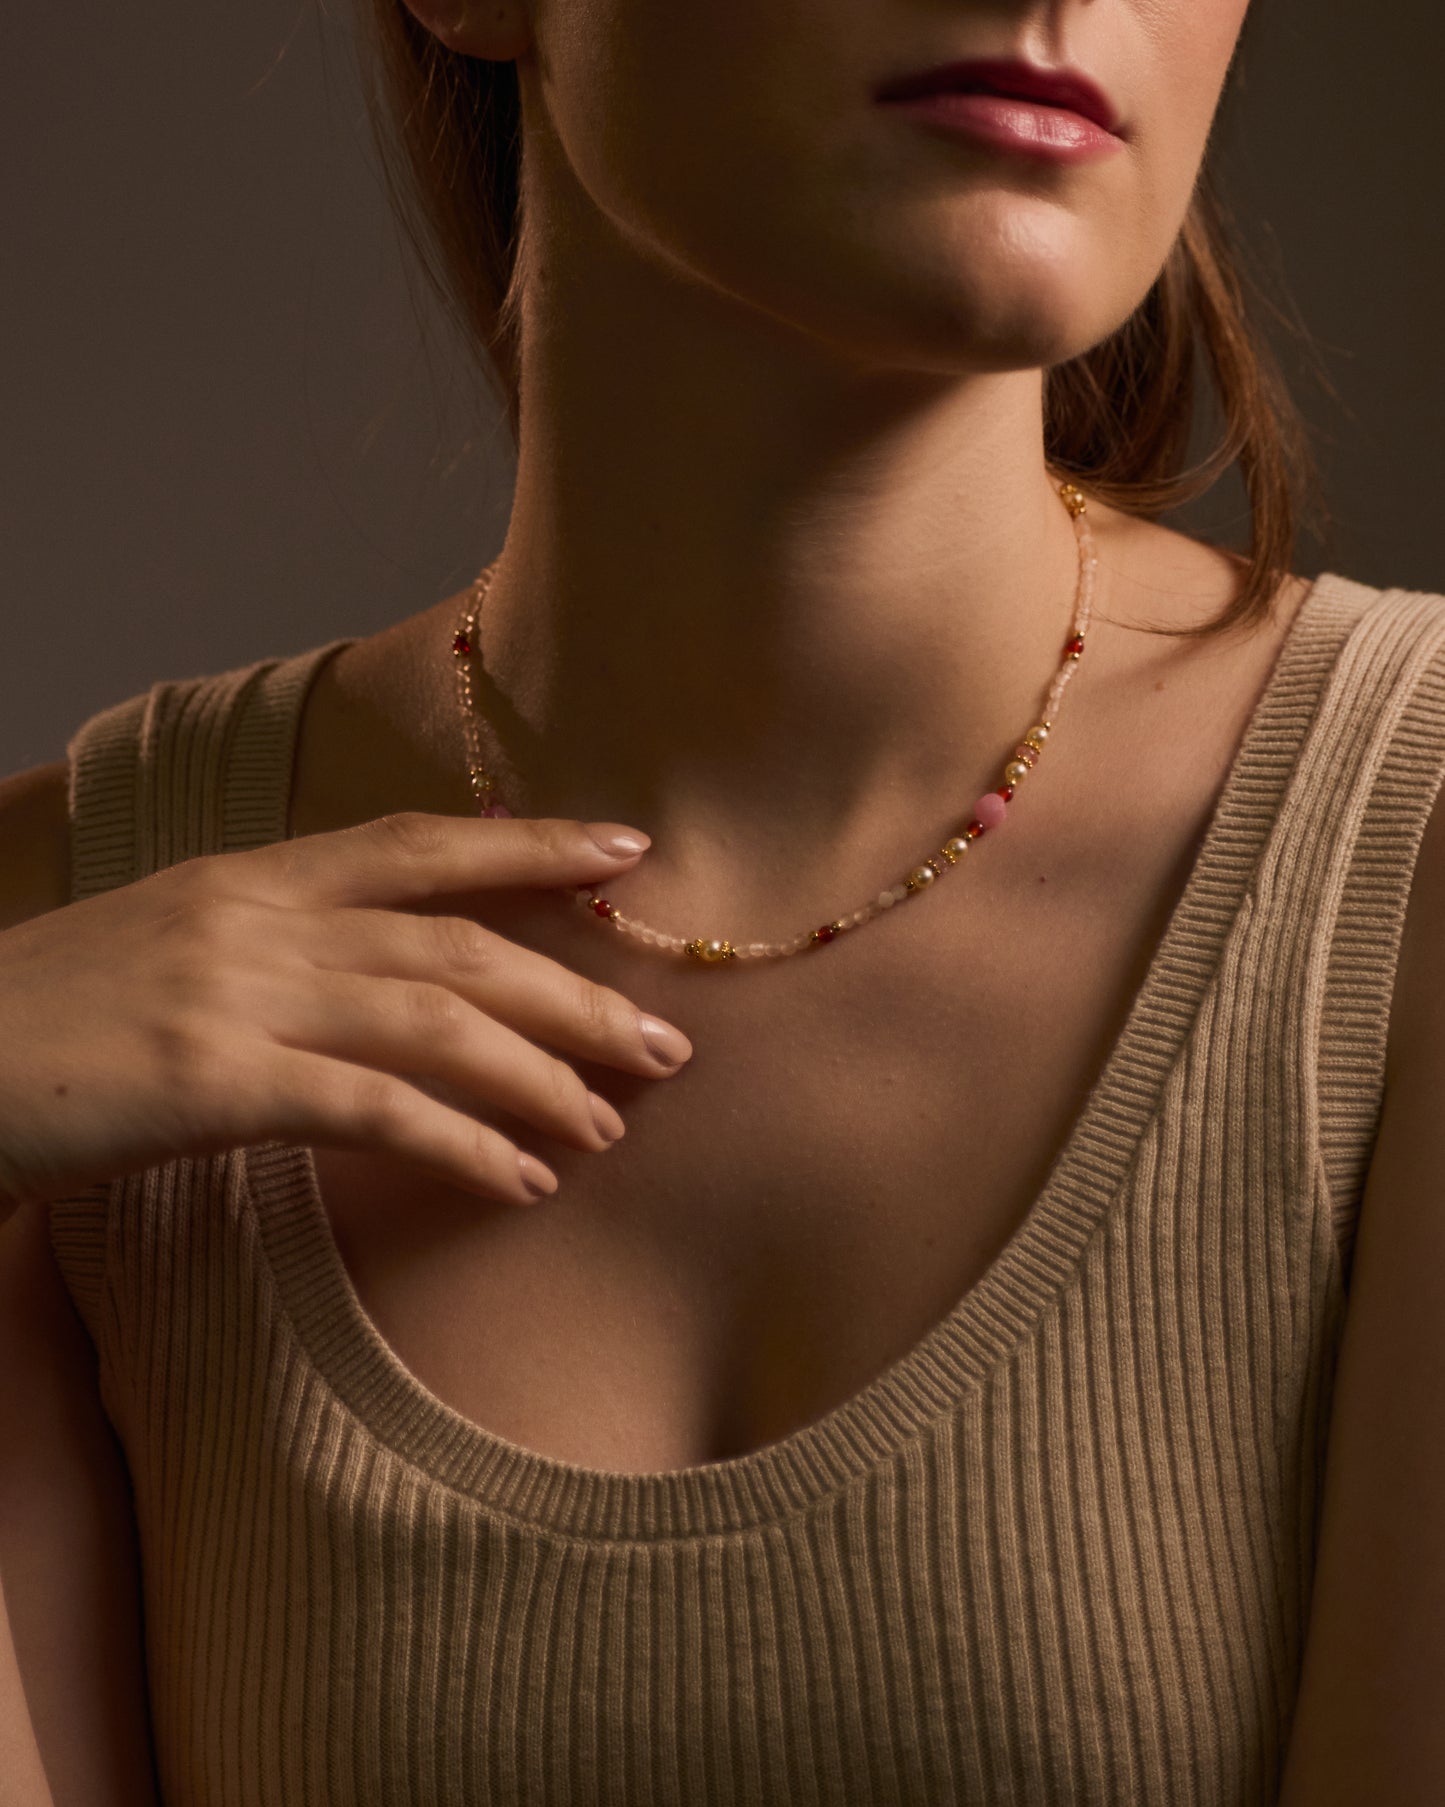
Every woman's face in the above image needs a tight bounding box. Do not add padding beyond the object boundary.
[514,0,1253,375]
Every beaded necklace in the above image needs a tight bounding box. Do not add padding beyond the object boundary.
[451,478,1096,966]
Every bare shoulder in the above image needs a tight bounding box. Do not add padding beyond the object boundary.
[1087,504,1313,645]
[0,760,70,929]
[1275,751,1445,1801]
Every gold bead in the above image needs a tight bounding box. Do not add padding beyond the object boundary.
[1059,481,1088,517]
[686,937,734,964]
[942,836,971,861]
[1004,760,1030,785]
[907,863,938,890]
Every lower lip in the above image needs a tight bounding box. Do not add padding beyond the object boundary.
[880,92,1123,164]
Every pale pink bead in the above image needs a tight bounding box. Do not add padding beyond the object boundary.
[974,792,1008,830]
[481,803,512,819]
[748,942,768,957]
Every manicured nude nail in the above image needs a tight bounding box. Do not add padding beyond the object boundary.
[588,1091,626,1143]
[638,1013,693,1068]
[518,1154,559,1198]
[585,823,652,856]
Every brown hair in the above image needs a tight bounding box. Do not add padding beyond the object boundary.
[356,8,1321,642]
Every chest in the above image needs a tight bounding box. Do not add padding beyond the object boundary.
[296,588,1300,1476]
[307,775,1214,1476]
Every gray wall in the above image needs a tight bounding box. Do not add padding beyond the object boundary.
[4,2,1441,775]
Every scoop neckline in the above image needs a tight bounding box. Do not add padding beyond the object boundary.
[246,571,1343,1543]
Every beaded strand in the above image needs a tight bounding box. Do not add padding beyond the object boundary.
[452,478,1096,965]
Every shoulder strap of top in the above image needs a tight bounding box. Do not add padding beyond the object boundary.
[49,639,352,1351]
[67,639,353,894]
[1275,575,1445,1277]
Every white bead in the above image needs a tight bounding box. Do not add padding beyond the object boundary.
[890,884,909,903]
[748,942,767,957]
[878,889,895,908]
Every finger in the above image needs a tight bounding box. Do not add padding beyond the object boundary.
[258,1046,559,1206]
[194,812,651,911]
[267,970,625,1156]
[299,906,693,1077]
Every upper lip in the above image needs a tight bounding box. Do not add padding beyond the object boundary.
[872,57,1124,137]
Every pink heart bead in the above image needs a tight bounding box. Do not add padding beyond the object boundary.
[974,792,1008,829]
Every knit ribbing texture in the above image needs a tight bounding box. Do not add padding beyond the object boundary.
[47,572,1445,1804]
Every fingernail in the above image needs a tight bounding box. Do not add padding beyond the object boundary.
[585,822,651,857]
[587,1091,626,1143]
[638,1013,693,1069]
[517,1153,558,1199]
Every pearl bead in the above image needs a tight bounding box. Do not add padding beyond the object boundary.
[943,837,970,860]
[1004,760,1030,785]
[1025,722,1050,746]
[909,864,937,889]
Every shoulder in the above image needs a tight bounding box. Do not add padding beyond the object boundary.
[0,760,70,929]
[1276,574,1445,1802]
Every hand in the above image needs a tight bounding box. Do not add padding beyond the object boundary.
[0,813,692,1217]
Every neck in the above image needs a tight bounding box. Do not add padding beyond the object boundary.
[459,220,1122,917]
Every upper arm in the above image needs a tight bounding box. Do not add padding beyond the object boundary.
[0,762,158,1802]
[1276,776,1445,1804]
[0,762,70,931]
[0,1202,159,1806]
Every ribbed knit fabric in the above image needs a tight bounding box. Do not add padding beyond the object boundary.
[45,572,1445,1806]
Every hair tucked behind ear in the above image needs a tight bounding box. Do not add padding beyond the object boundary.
[356,3,1321,642]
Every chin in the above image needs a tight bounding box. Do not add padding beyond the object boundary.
[835,206,1154,377]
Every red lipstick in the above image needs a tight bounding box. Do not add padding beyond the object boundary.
[873,57,1126,164]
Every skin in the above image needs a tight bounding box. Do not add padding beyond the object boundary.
[24,1,1445,1800]
[399,0,1256,915]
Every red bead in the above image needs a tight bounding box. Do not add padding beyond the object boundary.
[452,632,471,657]
[812,924,836,944]
[1064,635,1085,658]
[966,820,985,837]
[590,899,614,918]
[998,785,1015,802]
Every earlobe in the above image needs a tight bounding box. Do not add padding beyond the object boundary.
[395,0,530,61]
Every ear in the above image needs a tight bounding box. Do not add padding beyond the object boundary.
[393,0,531,61]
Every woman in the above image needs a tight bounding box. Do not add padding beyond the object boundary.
[1,0,1441,1801]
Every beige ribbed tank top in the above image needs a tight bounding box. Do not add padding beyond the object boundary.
[45,571,1445,1805]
